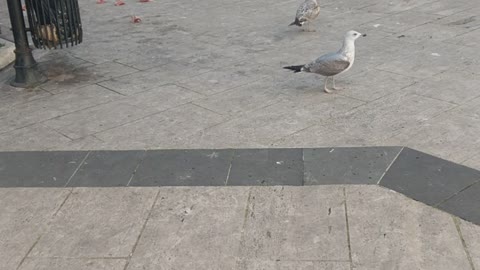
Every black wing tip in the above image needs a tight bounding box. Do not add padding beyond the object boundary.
[283,65,304,73]
[289,18,302,27]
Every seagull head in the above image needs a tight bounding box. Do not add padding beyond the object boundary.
[345,30,366,41]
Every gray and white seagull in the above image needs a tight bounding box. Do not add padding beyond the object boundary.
[289,0,320,32]
[283,30,366,93]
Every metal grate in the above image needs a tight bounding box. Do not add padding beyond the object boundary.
[24,0,82,49]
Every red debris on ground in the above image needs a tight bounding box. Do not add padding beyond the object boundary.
[96,0,106,4]
[131,16,142,23]
[139,0,151,2]
[114,0,125,6]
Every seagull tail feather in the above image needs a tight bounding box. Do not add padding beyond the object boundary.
[283,65,304,73]
[289,18,302,27]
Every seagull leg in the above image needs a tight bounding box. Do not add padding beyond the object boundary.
[304,21,314,32]
[324,77,332,93]
[308,21,316,32]
[332,77,341,90]
[303,22,308,32]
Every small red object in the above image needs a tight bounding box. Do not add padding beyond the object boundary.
[139,0,151,2]
[114,0,125,6]
[131,16,141,23]
[22,5,26,11]
[96,0,106,4]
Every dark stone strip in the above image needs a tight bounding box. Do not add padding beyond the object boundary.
[437,180,480,225]
[303,147,402,185]
[379,147,480,206]
[1,147,480,225]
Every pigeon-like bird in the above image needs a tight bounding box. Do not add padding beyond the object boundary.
[283,30,366,93]
[289,0,320,32]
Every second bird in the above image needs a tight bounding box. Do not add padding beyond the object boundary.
[289,0,320,32]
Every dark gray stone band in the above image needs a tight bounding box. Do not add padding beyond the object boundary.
[1,147,479,224]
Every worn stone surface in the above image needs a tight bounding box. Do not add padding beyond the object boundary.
[18,258,127,270]
[0,151,88,187]
[1,186,480,269]
[0,189,70,270]
[304,147,402,185]
[1,0,480,169]
[459,219,480,269]
[29,188,157,258]
[67,151,145,187]
[131,150,233,186]
[347,185,472,270]
[438,181,480,224]
[227,149,303,186]
[238,186,349,262]
[126,187,249,270]
[379,147,480,206]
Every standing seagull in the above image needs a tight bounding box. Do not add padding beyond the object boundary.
[289,0,320,32]
[283,30,366,93]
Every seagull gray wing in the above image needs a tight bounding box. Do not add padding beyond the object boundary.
[303,52,350,76]
[296,0,320,22]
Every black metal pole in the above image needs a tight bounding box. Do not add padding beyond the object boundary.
[6,0,46,87]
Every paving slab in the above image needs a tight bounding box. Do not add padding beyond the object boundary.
[97,61,213,96]
[18,258,127,270]
[404,69,480,104]
[94,104,227,150]
[126,187,249,270]
[237,260,351,270]
[227,149,303,186]
[415,0,475,16]
[271,125,363,148]
[0,151,87,187]
[346,185,472,270]
[40,61,138,94]
[0,84,122,134]
[29,188,157,258]
[437,181,480,224]
[364,11,442,33]
[463,153,480,171]
[192,80,290,116]
[178,61,276,96]
[459,219,480,269]
[337,69,416,102]
[304,147,402,185]
[67,150,145,187]
[385,112,480,164]
[445,27,480,48]
[131,149,233,186]
[362,0,438,14]
[322,92,454,145]
[193,93,364,147]
[238,186,349,262]
[0,189,70,270]
[379,147,480,206]
[0,124,74,152]
[43,84,202,139]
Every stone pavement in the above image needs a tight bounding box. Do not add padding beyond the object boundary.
[0,0,480,170]
[2,147,480,224]
[1,0,480,269]
[0,185,479,270]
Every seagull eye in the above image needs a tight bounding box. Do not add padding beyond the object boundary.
[353,33,357,36]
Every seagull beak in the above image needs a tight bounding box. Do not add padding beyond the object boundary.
[362,33,367,37]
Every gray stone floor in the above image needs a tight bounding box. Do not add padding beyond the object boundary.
[1,0,480,171]
[1,186,479,270]
[1,2,480,269]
